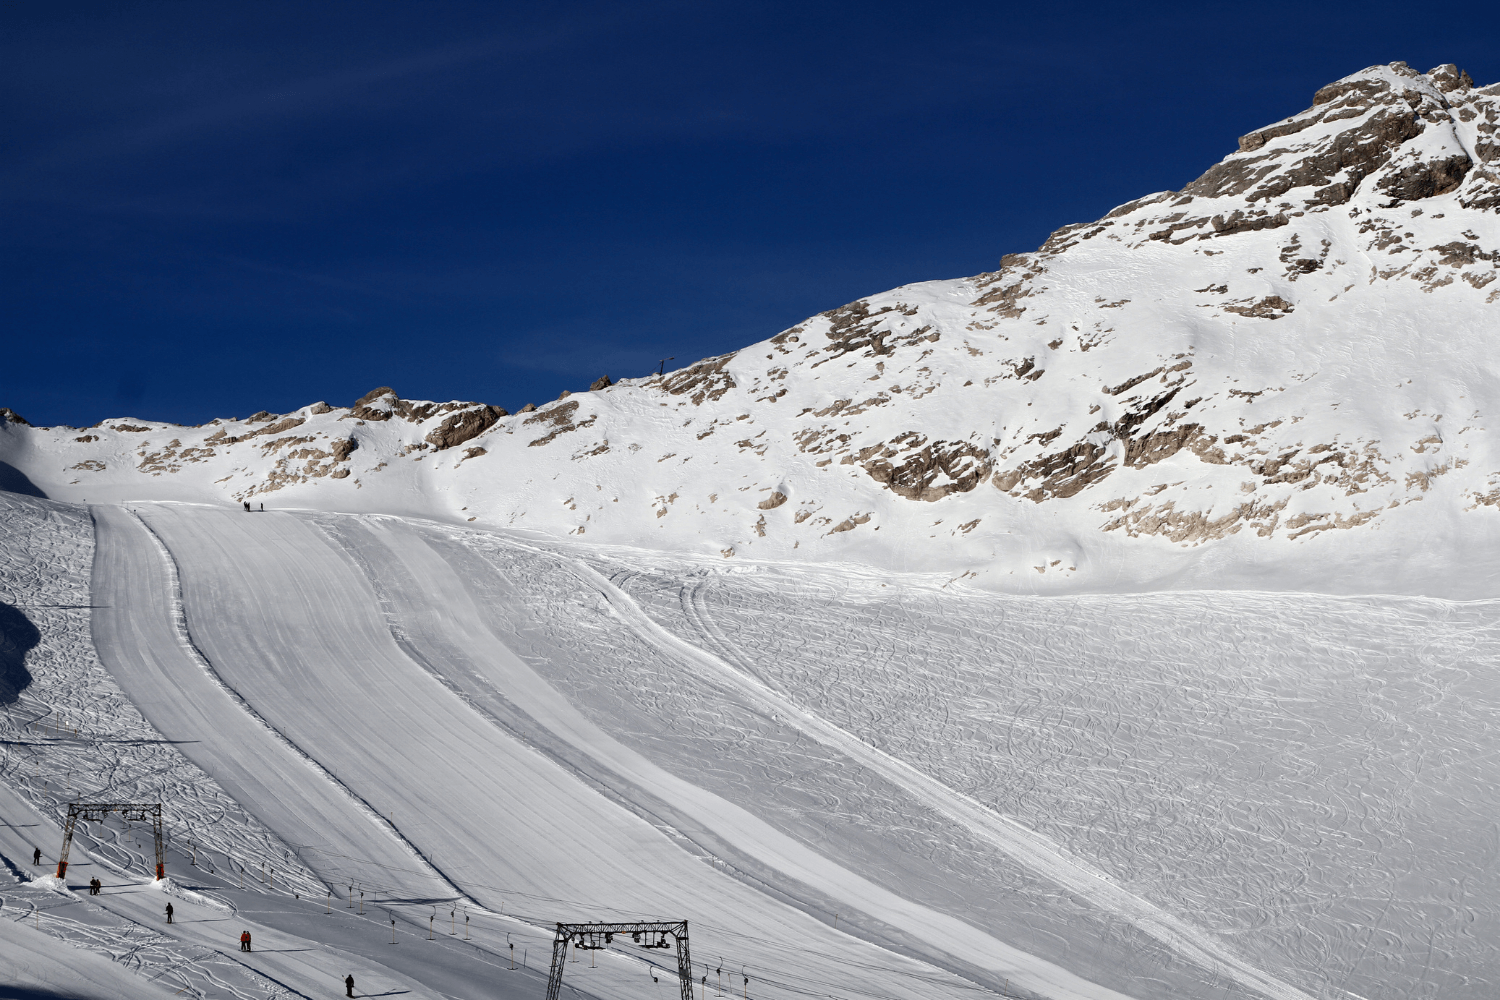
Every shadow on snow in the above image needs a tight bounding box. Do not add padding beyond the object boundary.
[0,601,39,704]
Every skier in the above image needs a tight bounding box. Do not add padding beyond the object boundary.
[165,902,173,924]
[345,973,355,997]
[31,847,39,866]
[259,503,264,512]
[90,877,100,895]
[243,501,250,511]
[240,929,252,952]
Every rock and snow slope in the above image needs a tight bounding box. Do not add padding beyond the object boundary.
[8,62,1500,999]
[5,61,1499,595]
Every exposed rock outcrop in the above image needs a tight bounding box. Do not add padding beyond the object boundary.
[424,406,507,451]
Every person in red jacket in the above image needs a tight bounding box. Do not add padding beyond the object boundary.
[240,929,252,952]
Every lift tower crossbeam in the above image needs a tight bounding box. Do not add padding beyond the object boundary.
[545,920,692,1000]
[56,803,164,880]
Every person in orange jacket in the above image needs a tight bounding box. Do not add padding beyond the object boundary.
[240,929,252,952]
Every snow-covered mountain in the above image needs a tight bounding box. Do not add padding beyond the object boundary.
[6,60,1498,596]
[9,60,1500,1000]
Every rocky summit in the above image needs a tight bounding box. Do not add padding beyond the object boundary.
[5,61,1499,596]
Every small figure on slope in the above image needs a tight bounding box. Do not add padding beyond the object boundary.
[345,973,355,997]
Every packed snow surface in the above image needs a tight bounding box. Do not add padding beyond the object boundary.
[3,60,1500,1000]
[9,488,1500,999]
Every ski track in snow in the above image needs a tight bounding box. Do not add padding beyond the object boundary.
[307,512,1144,1000]
[549,555,1313,1000]
[0,495,446,1000]
[418,521,1228,997]
[125,503,1016,1000]
[119,504,460,901]
[10,493,1500,999]
[607,554,1500,1000]
[0,494,321,891]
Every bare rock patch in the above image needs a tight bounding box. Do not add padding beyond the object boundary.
[425,406,507,450]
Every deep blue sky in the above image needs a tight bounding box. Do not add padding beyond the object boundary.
[4,2,1497,427]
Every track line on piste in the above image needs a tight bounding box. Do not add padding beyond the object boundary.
[123,505,465,903]
[560,553,1317,1000]
[334,518,1137,1000]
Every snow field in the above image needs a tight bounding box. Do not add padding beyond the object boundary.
[90,503,447,902]
[611,553,1500,1000]
[11,491,1498,999]
[0,759,497,1000]
[125,503,1021,1000]
[401,522,1286,999]
[1,496,515,998]
[313,511,1153,1000]
[0,495,325,894]
[0,884,180,1000]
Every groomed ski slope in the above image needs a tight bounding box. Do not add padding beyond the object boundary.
[11,494,1500,999]
[106,503,1115,1000]
[90,504,443,901]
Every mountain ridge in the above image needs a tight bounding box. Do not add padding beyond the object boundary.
[5,60,1499,597]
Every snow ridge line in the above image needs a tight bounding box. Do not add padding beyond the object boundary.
[120,507,456,898]
[567,558,1317,1000]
